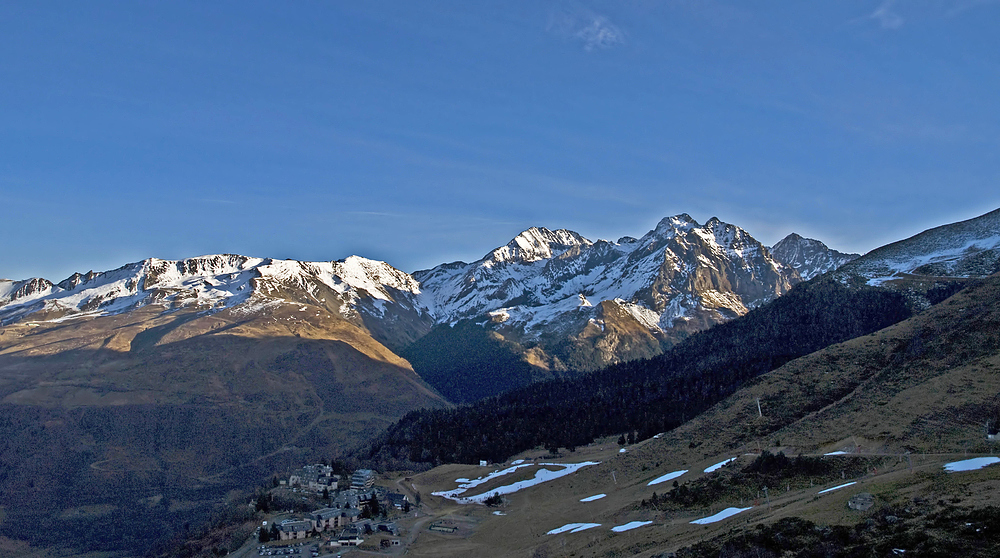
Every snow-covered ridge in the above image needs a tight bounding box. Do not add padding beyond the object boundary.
[416,214,798,340]
[770,233,860,280]
[835,207,1000,285]
[0,254,423,326]
[2,214,811,363]
[3,214,798,347]
[487,227,593,264]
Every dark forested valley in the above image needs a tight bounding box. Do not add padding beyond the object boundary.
[359,278,917,469]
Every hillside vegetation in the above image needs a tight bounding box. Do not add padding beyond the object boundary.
[360,277,912,468]
[402,320,543,404]
[0,304,447,555]
[389,274,1000,558]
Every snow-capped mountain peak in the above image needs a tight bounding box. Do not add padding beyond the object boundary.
[650,213,699,237]
[770,233,860,280]
[413,214,799,368]
[487,227,593,264]
[0,253,425,331]
[328,256,422,300]
[3,211,861,370]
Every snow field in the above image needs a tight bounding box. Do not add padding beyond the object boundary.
[580,494,606,502]
[704,457,736,473]
[435,464,535,501]
[690,507,753,524]
[547,523,601,535]
[611,521,653,532]
[433,461,601,504]
[943,457,1000,473]
[647,470,687,486]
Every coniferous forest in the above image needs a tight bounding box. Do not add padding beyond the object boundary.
[360,278,914,469]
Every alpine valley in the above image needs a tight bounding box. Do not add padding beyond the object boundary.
[1,209,999,557]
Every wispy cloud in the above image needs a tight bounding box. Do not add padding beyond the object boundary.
[870,0,904,29]
[574,15,625,51]
[946,0,1000,17]
[548,6,625,51]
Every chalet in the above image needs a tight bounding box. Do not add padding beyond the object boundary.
[331,491,358,509]
[356,488,381,503]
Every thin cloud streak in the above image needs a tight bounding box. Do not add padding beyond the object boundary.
[870,0,904,29]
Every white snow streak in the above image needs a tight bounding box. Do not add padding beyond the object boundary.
[943,457,1000,473]
[818,481,857,494]
[547,523,601,535]
[690,507,752,524]
[647,470,687,486]
[704,457,737,473]
[433,462,600,504]
[611,520,653,532]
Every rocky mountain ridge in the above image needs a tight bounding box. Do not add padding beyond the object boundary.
[3,207,998,557]
[770,233,860,280]
[414,214,802,370]
[834,207,1000,286]
[0,254,431,351]
[4,214,818,371]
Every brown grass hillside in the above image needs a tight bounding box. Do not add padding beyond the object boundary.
[397,274,1000,557]
[0,301,447,556]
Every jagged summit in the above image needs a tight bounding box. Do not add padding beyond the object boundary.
[770,233,860,280]
[415,214,798,369]
[2,215,805,368]
[0,253,424,335]
[486,227,593,264]
[649,213,699,238]
[3,213,864,369]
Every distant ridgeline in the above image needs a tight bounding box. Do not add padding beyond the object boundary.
[359,277,913,468]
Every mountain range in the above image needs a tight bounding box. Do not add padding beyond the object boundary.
[1,214,852,382]
[2,208,1000,557]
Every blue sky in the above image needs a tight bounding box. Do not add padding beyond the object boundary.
[2,1,998,281]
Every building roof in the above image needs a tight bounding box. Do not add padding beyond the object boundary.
[338,527,362,540]
[311,508,340,520]
[278,520,313,532]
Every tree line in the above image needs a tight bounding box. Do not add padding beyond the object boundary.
[358,277,913,469]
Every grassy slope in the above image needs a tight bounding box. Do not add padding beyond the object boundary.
[395,274,1000,557]
[364,277,912,468]
[0,302,447,556]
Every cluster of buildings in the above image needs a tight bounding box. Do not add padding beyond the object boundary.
[285,464,340,493]
[272,466,410,546]
[283,466,377,493]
